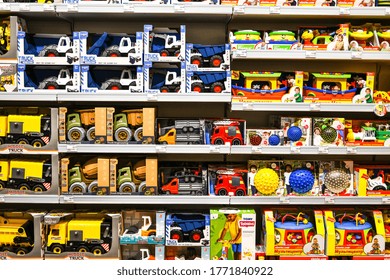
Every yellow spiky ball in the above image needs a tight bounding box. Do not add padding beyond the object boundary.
[254,168,279,195]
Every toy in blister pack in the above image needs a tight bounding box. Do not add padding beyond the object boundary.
[313,118,345,146]
[208,164,247,196]
[281,161,318,196]
[345,120,390,147]
[318,161,354,196]
[205,119,246,146]
[355,165,390,196]
[247,160,282,196]
[279,117,312,146]
[246,129,284,146]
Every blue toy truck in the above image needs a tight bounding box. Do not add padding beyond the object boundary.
[188,44,228,69]
[188,71,228,93]
[166,213,209,245]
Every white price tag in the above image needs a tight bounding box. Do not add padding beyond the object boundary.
[382,197,390,204]
[279,196,290,204]
[174,4,185,13]
[43,4,54,11]
[325,197,335,204]
[386,8,390,15]
[351,51,362,59]
[242,103,253,110]
[234,6,245,14]
[147,93,158,101]
[318,146,329,154]
[0,3,10,10]
[123,4,134,12]
[291,146,301,154]
[66,145,77,152]
[251,146,262,153]
[347,147,357,154]
[66,4,78,12]
[10,4,20,11]
[269,6,281,14]
[339,7,350,15]
[19,3,29,10]
[0,196,4,203]
[156,145,167,153]
[305,51,316,58]
[63,196,74,203]
[209,146,221,153]
[309,103,321,111]
[235,50,247,58]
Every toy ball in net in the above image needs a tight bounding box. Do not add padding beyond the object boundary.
[324,169,350,194]
[287,126,302,142]
[289,169,315,194]
[249,134,261,145]
[321,127,337,143]
[269,134,280,146]
[254,168,279,195]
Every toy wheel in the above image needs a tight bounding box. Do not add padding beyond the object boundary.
[210,55,223,67]
[127,225,139,234]
[236,189,245,196]
[190,176,196,182]
[174,50,181,57]
[31,139,45,147]
[0,138,4,145]
[86,127,96,141]
[191,55,202,66]
[164,190,171,195]
[232,138,242,145]
[195,190,203,196]
[211,82,224,93]
[16,138,29,145]
[138,181,147,193]
[88,180,98,193]
[170,229,184,242]
[77,246,89,253]
[45,49,59,57]
[51,244,64,254]
[44,81,59,90]
[1,247,13,253]
[91,246,104,255]
[115,127,132,142]
[184,176,190,183]
[213,138,224,145]
[16,248,29,256]
[119,182,137,193]
[191,82,204,93]
[373,185,387,191]
[189,229,203,242]
[69,182,87,194]
[107,82,122,90]
[67,126,86,142]
[106,49,121,57]
[217,188,228,196]
[160,86,170,93]
[18,183,30,191]
[160,49,170,57]
[175,86,181,93]
[33,184,45,192]
[0,181,5,190]
[134,127,143,142]
[148,231,156,237]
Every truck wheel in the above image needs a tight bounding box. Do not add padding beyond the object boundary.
[160,86,170,93]
[138,181,147,193]
[45,49,59,57]
[33,184,45,192]
[127,225,139,234]
[170,229,184,242]
[160,50,170,57]
[236,189,245,196]
[191,82,204,93]
[184,177,189,183]
[0,181,5,190]
[134,127,143,142]
[31,139,45,147]
[86,127,96,141]
[190,176,196,182]
[373,185,387,191]
[213,138,224,145]
[119,182,137,193]
[0,138,4,145]
[69,182,87,193]
[164,190,171,195]
[88,180,98,193]
[106,81,122,90]
[232,138,242,145]
[16,138,29,145]
[174,50,181,57]
[18,183,30,191]
[16,248,29,255]
[210,55,223,67]
[195,190,203,196]
[1,247,13,253]
[175,86,181,93]
[91,246,104,255]
[51,245,64,254]
[44,81,59,90]
[211,82,224,93]
[106,49,121,57]
[115,127,132,142]
[191,55,202,66]
[77,246,89,253]
[189,229,203,242]
[217,189,228,196]
[67,127,86,142]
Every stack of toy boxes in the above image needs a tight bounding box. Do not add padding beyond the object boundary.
[210,208,256,260]
[0,211,45,260]
[144,25,186,94]
[324,210,386,257]
[247,160,282,196]
[60,156,158,195]
[165,213,210,259]
[209,163,248,196]
[344,119,390,147]
[43,211,121,259]
[119,210,165,260]
[185,43,231,94]
[58,107,156,145]
[17,31,80,94]
[263,209,326,258]
[156,118,206,145]
[355,165,390,196]
[79,30,143,94]
[231,71,304,103]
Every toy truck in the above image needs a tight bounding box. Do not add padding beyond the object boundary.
[150,70,182,93]
[127,248,155,260]
[214,172,247,196]
[113,109,144,142]
[0,114,51,147]
[0,159,51,192]
[158,120,203,145]
[161,169,206,195]
[210,120,244,145]
[122,216,156,237]
[186,44,229,70]
[66,158,98,193]
[166,214,209,245]
[46,217,112,255]
[66,109,96,142]
[0,215,34,255]
[188,72,229,93]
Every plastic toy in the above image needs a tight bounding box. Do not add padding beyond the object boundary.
[0,214,34,255]
[0,64,17,92]
[157,119,204,145]
[299,25,349,51]
[334,213,373,246]
[254,168,279,195]
[280,117,311,146]
[187,71,230,93]
[144,62,186,93]
[313,118,345,146]
[323,169,350,194]
[282,161,318,196]
[186,44,230,71]
[126,248,155,260]
[373,91,390,103]
[348,24,379,51]
[356,165,390,196]
[376,26,390,51]
[246,129,284,146]
[345,120,390,146]
[289,169,315,194]
[209,120,244,145]
[214,170,247,196]
[0,18,10,56]
[318,161,354,196]
[287,126,302,142]
[165,246,209,260]
[229,30,263,50]
[274,213,315,245]
[264,30,300,50]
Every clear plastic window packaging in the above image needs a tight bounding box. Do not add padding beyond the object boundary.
[158,163,208,195]
[313,118,345,146]
[355,165,390,196]
[186,71,231,94]
[60,156,157,195]
[17,64,80,93]
[121,245,164,260]
[79,31,143,66]
[375,25,390,51]
[298,24,349,51]
[345,119,390,147]
[205,119,246,145]
[17,32,80,65]
[44,211,121,259]
[280,161,319,196]
[59,107,155,144]
[318,161,355,196]
[246,129,284,146]
[247,160,282,196]
[279,117,312,146]
[0,63,17,92]
[231,71,304,103]
[0,211,44,259]
[186,43,230,72]
[144,62,186,93]
[156,119,205,145]
[208,164,248,196]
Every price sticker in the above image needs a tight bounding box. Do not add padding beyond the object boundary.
[280,196,290,204]
[234,6,245,14]
[156,145,167,153]
[309,103,321,111]
[209,146,221,153]
[66,145,77,152]
[325,197,335,204]
[291,146,301,154]
[251,146,262,153]
[305,51,316,58]
[269,6,281,14]
[318,146,329,154]
[174,4,185,13]
[339,7,350,15]
[351,51,362,59]
[235,50,247,58]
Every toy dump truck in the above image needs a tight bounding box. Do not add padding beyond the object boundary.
[0,215,34,255]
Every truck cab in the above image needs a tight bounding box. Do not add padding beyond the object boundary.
[211,124,243,146]
[214,174,246,196]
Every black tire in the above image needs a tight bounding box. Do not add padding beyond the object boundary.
[44,81,59,90]
[0,181,5,190]
[190,176,196,182]
[232,138,242,145]
[33,184,45,192]
[77,246,89,253]
[165,190,171,195]
[195,190,203,196]
[91,246,104,255]
[191,82,204,93]
[236,189,245,196]
[184,177,189,183]
[18,183,30,191]
[210,55,223,67]
[44,49,59,57]
[1,247,13,253]
[16,247,29,256]
[127,225,139,234]
[160,49,170,57]
[189,229,203,243]
[106,49,121,57]
[373,185,387,191]
[170,229,184,242]
[174,86,181,93]
[191,55,202,66]
[213,138,224,145]
[160,86,170,93]
[107,82,123,90]
[211,81,224,93]
[217,189,228,196]
[31,139,45,148]
[16,138,29,145]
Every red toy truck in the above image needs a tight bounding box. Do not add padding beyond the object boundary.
[210,120,244,145]
[214,173,247,196]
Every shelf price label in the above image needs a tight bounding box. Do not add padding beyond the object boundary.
[305,51,316,58]
[346,147,357,154]
[43,4,54,11]
[351,51,362,59]
[339,7,350,15]
[209,145,221,153]
[233,6,245,14]
[10,3,21,11]
[269,6,281,14]
[279,196,290,204]
[242,102,253,110]
[147,93,158,101]
[62,196,75,203]
[251,146,262,154]
[325,197,335,204]
[309,103,321,111]
[386,8,390,15]
[123,4,135,13]
[290,146,301,154]
[234,50,247,58]
[156,145,167,153]
[174,4,186,13]
[64,4,78,12]
[0,196,4,203]
[382,197,390,204]
[66,145,78,152]
[318,146,329,154]
[0,3,10,10]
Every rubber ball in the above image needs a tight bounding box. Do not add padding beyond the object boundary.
[287,126,303,142]
[321,127,337,143]
[289,169,315,194]
[324,169,350,194]
[254,168,279,195]
[269,134,280,146]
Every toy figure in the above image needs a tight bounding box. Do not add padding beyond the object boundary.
[284,164,292,194]
[217,213,242,260]
[248,165,258,196]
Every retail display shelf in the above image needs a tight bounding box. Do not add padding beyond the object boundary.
[0,93,57,102]
[0,195,59,204]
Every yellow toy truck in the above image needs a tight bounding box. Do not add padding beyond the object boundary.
[0,215,34,255]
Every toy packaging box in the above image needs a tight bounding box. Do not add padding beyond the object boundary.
[0,211,45,260]
[229,30,264,51]
[263,30,300,50]
[345,119,390,147]
[120,245,164,260]
[281,161,319,196]
[338,0,374,6]
[17,31,80,65]
[279,117,312,146]
[298,24,349,51]
[209,164,248,196]
[313,118,345,146]
[186,43,230,72]
[324,210,386,256]
[318,161,355,196]
[246,128,284,146]
[355,165,390,196]
[80,65,143,94]
[348,24,380,52]
[298,0,336,5]
[144,62,186,93]
[59,107,155,145]
[383,211,390,255]
[205,119,246,145]
[258,0,298,5]
[303,72,375,103]
[375,25,390,51]
[172,0,219,4]
[247,160,282,196]
[263,209,326,256]
[120,210,165,245]
[164,246,210,260]
[0,17,27,60]
[231,71,304,103]
[44,211,121,259]
[186,71,231,94]
[210,208,256,260]
[0,154,59,195]
[18,64,80,94]
[156,118,205,145]
[158,162,208,195]
[165,213,210,246]
[144,25,186,63]
[221,0,258,4]
[0,63,17,92]
[60,156,158,195]
[79,31,143,66]
[0,107,58,153]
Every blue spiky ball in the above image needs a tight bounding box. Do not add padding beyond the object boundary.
[287,126,302,142]
[289,169,315,194]
[269,134,280,146]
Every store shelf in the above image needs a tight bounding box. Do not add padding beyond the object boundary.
[0,93,57,102]
[156,92,232,103]
[57,92,149,102]
[231,102,383,113]
[59,195,230,205]
[0,3,56,13]
[0,195,59,204]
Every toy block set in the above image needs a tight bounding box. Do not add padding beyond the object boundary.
[0,154,59,195]
[156,118,206,145]
[318,161,355,196]
[17,65,80,94]
[313,118,345,146]
[165,213,210,246]
[210,208,256,260]
[355,165,390,196]
[44,211,121,259]
[205,119,246,145]
[231,71,304,103]
[247,160,282,196]
[208,164,248,196]
[79,31,143,66]
[246,128,284,146]
[121,245,164,260]
[345,119,390,146]
[158,163,208,195]
[263,209,326,257]
[0,107,58,153]
[144,62,186,93]
[58,107,155,144]
[0,211,45,259]
[120,210,165,245]
[0,63,17,93]
[324,210,386,257]
[298,24,349,51]
[60,156,158,195]
[17,31,80,65]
